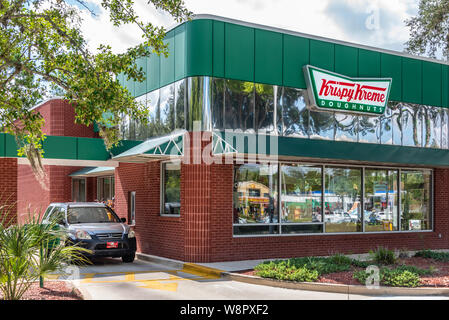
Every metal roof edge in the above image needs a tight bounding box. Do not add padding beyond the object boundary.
[167,13,449,66]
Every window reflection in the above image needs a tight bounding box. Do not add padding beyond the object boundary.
[280,164,322,225]
[335,113,357,142]
[401,170,432,230]
[255,84,277,134]
[391,103,402,146]
[233,164,278,228]
[159,84,175,132]
[225,80,255,132]
[309,110,335,140]
[442,109,448,149]
[364,169,398,232]
[211,78,225,130]
[402,103,422,147]
[324,167,362,233]
[380,103,393,144]
[422,106,441,149]
[175,79,186,130]
[358,115,380,144]
[281,87,308,138]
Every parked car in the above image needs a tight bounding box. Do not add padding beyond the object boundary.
[42,202,137,263]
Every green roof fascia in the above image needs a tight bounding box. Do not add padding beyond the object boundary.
[214,131,449,167]
[119,16,449,109]
[0,133,142,161]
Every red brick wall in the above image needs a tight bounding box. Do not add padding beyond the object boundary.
[18,165,97,222]
[0,158,18,224]
[34,99,98,138]
[114,162,184,261]
[206,166,449,262]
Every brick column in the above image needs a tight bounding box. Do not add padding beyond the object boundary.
[0,158,18,224]
[182,131,213,262]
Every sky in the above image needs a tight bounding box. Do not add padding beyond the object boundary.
[76,0,421,58]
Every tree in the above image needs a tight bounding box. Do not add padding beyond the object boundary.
[0,0,192,186]
[405,0,449,60]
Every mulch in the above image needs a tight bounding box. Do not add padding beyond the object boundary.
[237,256,449,288]
[0,281,83,300]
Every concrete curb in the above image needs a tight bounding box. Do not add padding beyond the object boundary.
[66,280,92,300]
[136,253,185,269]
[225,273,449,296]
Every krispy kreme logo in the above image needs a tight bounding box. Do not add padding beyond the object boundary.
[303,65,392,116]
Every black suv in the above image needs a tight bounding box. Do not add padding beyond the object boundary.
[43,202,137,262]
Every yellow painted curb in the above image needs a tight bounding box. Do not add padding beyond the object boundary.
[181,263,224,279]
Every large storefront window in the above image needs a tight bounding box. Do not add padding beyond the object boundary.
[401,170,432,231]
[324,167,362,233]
[364,169,398,232]
[280,164,323,234]
[233,163,278,235]
[161,162,181,215]
[233,163,432,236]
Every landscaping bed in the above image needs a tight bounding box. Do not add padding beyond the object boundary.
[237,249,449,288]
[0,281,83,300]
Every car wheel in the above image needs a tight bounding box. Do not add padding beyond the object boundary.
[122,253,135,263]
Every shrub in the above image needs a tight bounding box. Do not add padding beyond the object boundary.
[415,250,449,262]
[382,269,420,288]
[254,254,367,283]
[353,265,430,288]
[0,211,91,300]
[369,247,396,265]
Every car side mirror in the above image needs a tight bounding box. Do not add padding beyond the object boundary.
[121,218,126,223]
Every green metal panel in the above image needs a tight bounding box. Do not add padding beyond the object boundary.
[160,30,175,87]
[216,131,449,167]
[309,39,334,71]
[423,61,442,107]
[43,136,77,159]
[77,138,110,161]
[442,65,449,108]
[402,58,422,104]
[186,19,213,77]
[255,29,282,85]
[175,23,186,81]
[134,57,147,97]
[147,50,160,92]
[118,17,449,109]
[4,134,18,157]
[358,49,380,77]
[213,20,225,78]
[225,23,254,82]
[283,34,309,88]
[334,44,358,77]
[110,139,143,157]
[381,53,402,101]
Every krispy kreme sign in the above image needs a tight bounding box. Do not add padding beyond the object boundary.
[303,65,392,116]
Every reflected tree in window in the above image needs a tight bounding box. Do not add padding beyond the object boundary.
[225,80,255,132]
[281,87,308,137]
[255,84,277,134]
[309,110,335,140]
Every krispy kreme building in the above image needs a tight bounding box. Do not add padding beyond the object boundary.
[9,15,449,262]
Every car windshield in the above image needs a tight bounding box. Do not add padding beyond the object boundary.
[67,207,120,224]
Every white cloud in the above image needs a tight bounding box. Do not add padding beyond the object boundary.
[74,0,419,56]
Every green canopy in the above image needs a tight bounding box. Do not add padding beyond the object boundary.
[112,130,185,163]
[69,166,115,177]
